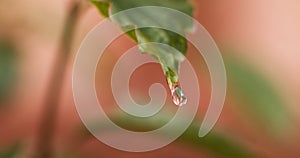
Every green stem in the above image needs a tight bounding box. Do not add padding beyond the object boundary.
[33,2,80,158]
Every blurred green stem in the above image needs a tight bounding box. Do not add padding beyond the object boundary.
[33,2,80,158]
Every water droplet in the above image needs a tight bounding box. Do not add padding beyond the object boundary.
[171,83,187,107]
[165,68,187,106]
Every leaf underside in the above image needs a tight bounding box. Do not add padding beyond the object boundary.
[90,0,194,80]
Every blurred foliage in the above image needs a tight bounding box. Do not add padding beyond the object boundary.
[0,40,18,103]
[225,55,291,136]
[86,111,255,158]
[0,143,22,158]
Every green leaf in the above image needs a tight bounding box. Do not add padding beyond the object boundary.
[0,41,17,103]
[85,111,255,158]
[225,56,291,135]
[90,0,194,84]
[181,123,255,158]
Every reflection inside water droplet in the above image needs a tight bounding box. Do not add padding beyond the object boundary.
[171,83,187,107]
[165,68,187,107]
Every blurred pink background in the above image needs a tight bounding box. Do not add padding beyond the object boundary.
[0,0,299,157]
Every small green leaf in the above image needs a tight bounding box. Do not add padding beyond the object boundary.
[90,0,194,83]
[90,0,110,18]
[120,25,138,42]
[225,55,291,135]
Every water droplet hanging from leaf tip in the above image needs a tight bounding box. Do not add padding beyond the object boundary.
[171,83,187,107]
